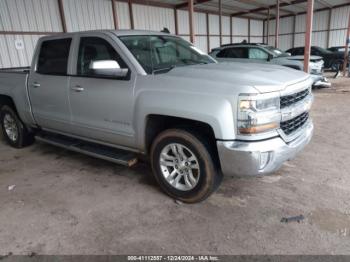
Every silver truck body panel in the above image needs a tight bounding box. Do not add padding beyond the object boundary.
[0,30,314,176]
[0,71,35,126]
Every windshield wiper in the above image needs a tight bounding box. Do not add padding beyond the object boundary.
[152,65,176,74]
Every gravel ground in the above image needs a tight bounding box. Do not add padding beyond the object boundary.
[0,74,350,255]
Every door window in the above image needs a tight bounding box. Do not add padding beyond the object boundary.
[217,47,247,58]
[77,37,127,77]
[295,48,304,56]
[311,47,320,56]
[248,48,269,60]
[37,38,72,75]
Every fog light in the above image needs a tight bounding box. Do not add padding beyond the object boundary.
[259,152,271,170]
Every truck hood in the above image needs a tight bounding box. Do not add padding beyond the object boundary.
[164,62,310,93]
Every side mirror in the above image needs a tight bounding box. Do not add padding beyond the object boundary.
[89,60,129,77]
[267,54,274,61]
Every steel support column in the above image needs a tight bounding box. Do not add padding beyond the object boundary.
[267,8,270,45]
[206,13,210,53]
[326,8,332,48]
[263,19,265,43]
[248,18,251,43]
[342,12,350,76]
[57,0,67,32]
[111,0,119,30]
[189,0,195,44]
[292,15,296,48]
[174,8,179,35]
[219,0,222,46]
[230,16,233,43]
[304,0,314,73]
[275,0,280,48]
[128,0,134,29]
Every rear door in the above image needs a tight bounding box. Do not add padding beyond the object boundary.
[28,37,72,133]
[68,34,136,148]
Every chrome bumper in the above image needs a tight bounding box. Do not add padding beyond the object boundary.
[217,120,314,176]
[310,74,331,88]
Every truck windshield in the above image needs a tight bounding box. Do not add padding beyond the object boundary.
[119,35,215,74]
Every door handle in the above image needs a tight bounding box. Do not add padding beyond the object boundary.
[71,85,84,92]
[32,82,40,88]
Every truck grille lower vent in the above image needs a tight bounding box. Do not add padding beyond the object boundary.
[281,112,309,135]
[280,89,309,109]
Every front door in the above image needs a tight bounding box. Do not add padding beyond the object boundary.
[68,36,136,148]
[247,47,270,64]
[28,37,72,133]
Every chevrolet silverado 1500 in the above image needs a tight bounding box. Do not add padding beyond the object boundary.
[0,30,314,203]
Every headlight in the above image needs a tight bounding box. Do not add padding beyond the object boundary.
[237,94,280,135]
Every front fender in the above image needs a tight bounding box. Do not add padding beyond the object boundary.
[133,89,236,151]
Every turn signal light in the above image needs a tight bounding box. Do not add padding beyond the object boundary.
[238,122,279,134]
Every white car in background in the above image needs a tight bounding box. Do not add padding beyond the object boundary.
[210,43,330,88]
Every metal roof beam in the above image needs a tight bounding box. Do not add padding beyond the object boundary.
[176,0,212,9]
[316,0,332,9]
[234,0,296,15]
[231,0,307,17]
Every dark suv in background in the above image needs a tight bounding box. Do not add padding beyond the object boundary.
[286,46,348,71]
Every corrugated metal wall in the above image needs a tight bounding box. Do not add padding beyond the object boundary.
[329,5,350,47]
[264,5,349,51]
[1,0,349,68]
[133,4,175,32]
[63,0,114,32]
[0,0,62,67]
[115,1,130,29]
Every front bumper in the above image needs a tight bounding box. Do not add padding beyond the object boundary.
[310,74,331,88]
[217,120,314,176]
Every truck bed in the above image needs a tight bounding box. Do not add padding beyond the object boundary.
[0,67,35,125]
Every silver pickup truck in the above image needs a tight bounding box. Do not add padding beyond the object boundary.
[0,30,314,203]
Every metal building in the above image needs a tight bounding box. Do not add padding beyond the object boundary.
[0,0,350,70]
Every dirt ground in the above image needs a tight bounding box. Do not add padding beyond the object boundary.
[0,73,350,255]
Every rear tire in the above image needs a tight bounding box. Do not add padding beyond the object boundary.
[150,129,221,203]
[0,105,34,148]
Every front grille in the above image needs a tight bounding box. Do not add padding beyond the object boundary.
[280,89,309,109]
[311,68,322,75]
[280,112,309,135]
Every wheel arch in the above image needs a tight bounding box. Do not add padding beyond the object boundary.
[0,95,16,110]
[144,114,220,168]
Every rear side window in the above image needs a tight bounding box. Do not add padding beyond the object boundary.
[217,47,247,58]
[37,38,71,75]
[293,48,304,56]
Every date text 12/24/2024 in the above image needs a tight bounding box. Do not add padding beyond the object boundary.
[127,256,219,261]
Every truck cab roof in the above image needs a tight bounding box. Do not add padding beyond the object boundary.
[40,30,173,41]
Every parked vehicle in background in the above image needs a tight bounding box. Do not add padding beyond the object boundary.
[210,43,329,88]
[327,46,349,53]
[0,30,314,203]
[286,46,349,71]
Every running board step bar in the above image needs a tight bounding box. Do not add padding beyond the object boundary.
[35,132,138,167]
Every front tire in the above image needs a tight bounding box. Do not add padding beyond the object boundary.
[150,129,221,203]
[0,105,34,148]
[331,60,344,72]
